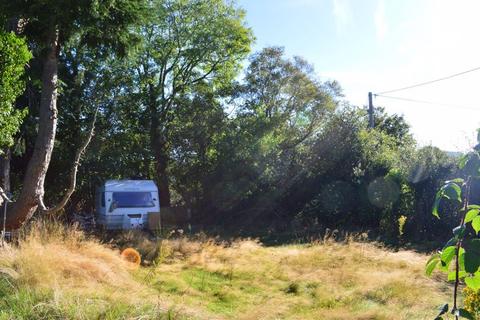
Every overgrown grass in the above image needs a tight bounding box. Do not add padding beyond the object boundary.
[0,223,450,319]
[144,237,450,319]
[0,222,190,320]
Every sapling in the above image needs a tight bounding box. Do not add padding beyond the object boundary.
[427,130,480,320]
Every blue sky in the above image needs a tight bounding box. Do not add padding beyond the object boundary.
[237,0,480,151]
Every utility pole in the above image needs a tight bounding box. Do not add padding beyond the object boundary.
[368,92,374,128]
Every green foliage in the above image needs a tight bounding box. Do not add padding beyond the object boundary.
[398,215,407,237]
[357,128,402,174]
[0,30,31,149]
[464,287,480,319]
[117,0,254,205]
[465,209,479,223]
[426,254,441,276]
[5,0,459,254]
[464,239,480,274]
[432,181,462,218]
[401,146,457,242]
[373,106,411,143]
[0,0,147,54]
[426,139,480,317]
[3,3,476,318]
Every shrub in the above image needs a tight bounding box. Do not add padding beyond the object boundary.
[464,287,480,318]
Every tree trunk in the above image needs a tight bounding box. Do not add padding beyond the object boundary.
[0,148,11,193]
[148,84,172,208]
[152,131,171,208]
[149,104,171,207]
[414,193,426,241]
[6,30,59,229]
[40,107,98,214]
[155,149,171,208]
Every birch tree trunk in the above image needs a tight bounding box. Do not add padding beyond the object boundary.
[6,30,59,229]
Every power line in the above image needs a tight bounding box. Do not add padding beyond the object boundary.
[375,94,480,111]
[376,66,480,95]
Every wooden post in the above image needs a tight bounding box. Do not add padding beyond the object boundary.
[368,92,374,128]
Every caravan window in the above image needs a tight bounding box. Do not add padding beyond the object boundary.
[112,192,155,208]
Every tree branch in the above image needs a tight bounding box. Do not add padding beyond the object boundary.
[41,107,99,214]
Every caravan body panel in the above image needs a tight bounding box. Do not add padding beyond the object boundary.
[95,180,160,230]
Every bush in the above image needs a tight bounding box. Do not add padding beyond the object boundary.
[464,287,480,319]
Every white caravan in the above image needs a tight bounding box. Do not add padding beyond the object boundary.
[95,180,160,230]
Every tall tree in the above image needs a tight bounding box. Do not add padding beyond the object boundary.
[48,47,153,212]
[0,0,146,228]
[240,47,337,148]
[191,47,341,225]
[237,47,338,216]
[132,0,252,207]
[169,82,230,211]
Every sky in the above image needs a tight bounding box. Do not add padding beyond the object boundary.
[237,0,480,152]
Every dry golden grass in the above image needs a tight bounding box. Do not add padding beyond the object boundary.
[0,223,451,320]
[149,237,450,320]
[0,222,198,319]
[2,223,145,294]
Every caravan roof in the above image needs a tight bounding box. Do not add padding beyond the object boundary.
[103,180,158,192]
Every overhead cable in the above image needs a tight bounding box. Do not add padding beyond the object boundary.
[375,94,480,111]
[376,66,480,95]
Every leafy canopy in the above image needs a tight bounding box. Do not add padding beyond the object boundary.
[0,30,31,149]
[135,0,253,106]
[0,0,147,54]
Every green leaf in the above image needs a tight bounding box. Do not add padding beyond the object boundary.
[444,237,459,248]
[459,154,469,169]
[468,205,480,210]
[459,308,475,319]
[446,178,465,184]
[463,152,480,176]
[464,239,480,273]
[465,209,480,223]
[460,249,466,271]
[433,191,442,218]
[443,183,462,203]
[427,253,441,264]
[447,271,455,281]
[433,182,463,218]
[426,255,441,276]
[465,275,480,289]
[448,270,467,281]
[436,303,449,318]
[441,246,456,267]
[453,225,465,237]
[473,216,480,234]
